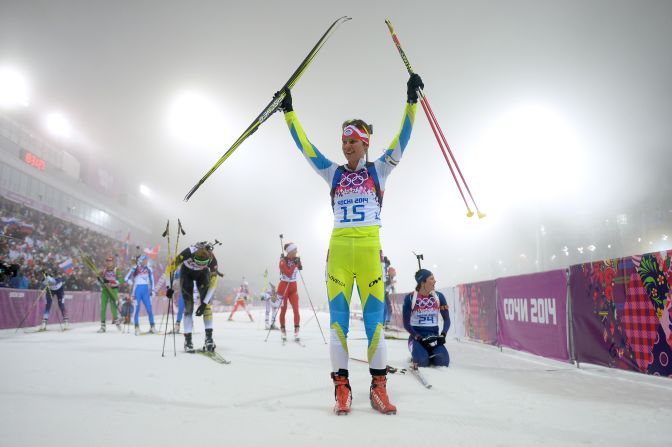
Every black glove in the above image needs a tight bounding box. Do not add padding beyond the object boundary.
[295,257,303,271]
[437,333,446,346]
[195,303,206,316]
[277,89,293,113]
[166,288,174,299]
[406,73,424,103]
[420,335,439,350]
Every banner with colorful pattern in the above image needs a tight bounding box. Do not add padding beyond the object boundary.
[570,250,672,377]
[457,280,497,344]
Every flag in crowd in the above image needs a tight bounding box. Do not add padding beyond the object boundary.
[59,257,74,275]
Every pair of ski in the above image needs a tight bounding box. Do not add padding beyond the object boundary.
[30,327,69,333]
[192,349,231,365]
[391,363,432,389]
[283,338,306,348]
[350,358,432,389]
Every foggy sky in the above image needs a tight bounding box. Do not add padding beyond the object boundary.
[1,0,671,295]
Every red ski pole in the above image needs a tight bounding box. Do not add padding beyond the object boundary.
[385,19,485,219]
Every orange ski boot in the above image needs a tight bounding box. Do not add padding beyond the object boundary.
[370,375,397,415]
[331,371,352,415]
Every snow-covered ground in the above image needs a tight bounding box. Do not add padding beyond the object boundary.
[1,309,670,447]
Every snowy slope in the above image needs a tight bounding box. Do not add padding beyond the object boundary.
[1,310,670,447]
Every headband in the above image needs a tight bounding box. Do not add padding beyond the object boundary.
[342,124,370,145]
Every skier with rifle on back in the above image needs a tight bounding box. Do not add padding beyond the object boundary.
[98,255,123,333]
[403,268,451,368]
[165,241,220,353]
[39,269,69,331]
[278,242,302,343]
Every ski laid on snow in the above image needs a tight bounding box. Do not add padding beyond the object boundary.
[349,357,406,375]
[409,363,432,389]
[184,16,351,201]
[196,349,231,365]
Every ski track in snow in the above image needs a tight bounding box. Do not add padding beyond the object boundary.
[1,309,670,447]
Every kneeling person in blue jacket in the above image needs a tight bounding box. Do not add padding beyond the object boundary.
[402,269,450,367]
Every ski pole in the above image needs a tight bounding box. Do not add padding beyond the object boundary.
[161,220,172,356]
[161,219,181,357]
[264,295,285,342]
[15,286,48,332]
[298,270,327,344]
[384,19,485,219]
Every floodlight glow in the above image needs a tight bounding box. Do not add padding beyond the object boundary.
[587,245,596,252]
[45,112,72,139]
[167,91,226,146]
[139,184,151,196]
[663,234,669,241]
[0,66,29,108]
[474,103,583,205]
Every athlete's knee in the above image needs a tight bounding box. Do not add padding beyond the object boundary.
[431,347,450,367]
[412,342,431,366]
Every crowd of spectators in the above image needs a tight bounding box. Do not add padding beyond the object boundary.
[0,195,140,291]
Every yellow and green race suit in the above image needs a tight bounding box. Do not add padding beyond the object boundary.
[284,102,416,372]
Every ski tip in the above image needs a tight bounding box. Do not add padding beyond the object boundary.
[477,212,486,219]
[184,182,203,202]
[466,209,475,218]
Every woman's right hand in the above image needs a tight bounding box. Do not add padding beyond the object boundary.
[277,88,293,113]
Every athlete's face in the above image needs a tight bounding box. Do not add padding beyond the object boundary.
[421,275,436,293]
[342,138,368,168]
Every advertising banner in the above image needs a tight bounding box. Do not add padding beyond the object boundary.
[457,280,497,344]
[0,288,167,330]
[496,270,569,361]
[570,251,672,377]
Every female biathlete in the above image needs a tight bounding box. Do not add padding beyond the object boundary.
[279,73,423,415]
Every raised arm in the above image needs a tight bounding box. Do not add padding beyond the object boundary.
[375,74,422,178]
[281,90,338,183]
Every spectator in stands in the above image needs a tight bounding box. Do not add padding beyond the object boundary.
[0,195,140,291]
[8,266,29,289]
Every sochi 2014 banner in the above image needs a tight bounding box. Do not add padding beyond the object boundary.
[496,270,569,361]
[0,288,167,330]
[457,280,497,344]
[570,251,672,377]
